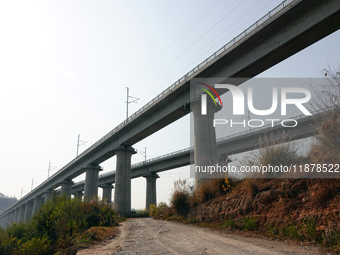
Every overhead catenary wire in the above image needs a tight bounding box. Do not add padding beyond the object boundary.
[110,0,220,115]
[134,1,246,103]
[159,0,273,91]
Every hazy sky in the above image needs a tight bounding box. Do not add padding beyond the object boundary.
[0,0,339,209]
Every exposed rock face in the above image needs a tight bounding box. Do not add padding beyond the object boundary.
[188,179,340,227]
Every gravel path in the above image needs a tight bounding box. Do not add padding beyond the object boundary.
[77,218,323,255]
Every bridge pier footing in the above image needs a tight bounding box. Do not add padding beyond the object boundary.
[114,146,136,217]
[143,172,159,210]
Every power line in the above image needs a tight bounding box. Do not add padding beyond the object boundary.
[132,1,246,104]
[107,0,220,116]
[151,0,275,98]
[130,0,220,94]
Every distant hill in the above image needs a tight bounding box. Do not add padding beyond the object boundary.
[0,193,17,213]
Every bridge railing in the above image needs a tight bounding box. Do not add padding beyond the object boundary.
[19,0,297,202]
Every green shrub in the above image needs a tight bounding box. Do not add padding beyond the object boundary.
[170,178,192,216]
[0,230,19,255]
[130,209,149,218]
[18,236,52,255]
[189,217,198,224]
[149,204,157,216]
[240,217,257,231]
[0,196,117,254]
[6,222,34,244]
[222,219,236,229]
[302,216,317,242]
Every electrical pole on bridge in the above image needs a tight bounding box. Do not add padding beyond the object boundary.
[76,134,87,157]
[126,87,139,119]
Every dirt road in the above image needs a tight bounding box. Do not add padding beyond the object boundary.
[77,218,323,255]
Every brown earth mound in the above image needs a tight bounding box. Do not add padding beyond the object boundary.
[188,179,340,229]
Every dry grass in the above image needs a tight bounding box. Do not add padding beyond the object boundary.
[190,178,230,207]
[308,179,340,208]
[81,227,118,242]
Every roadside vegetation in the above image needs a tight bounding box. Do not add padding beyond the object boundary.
[0,195,119,255]
[150,66,340,253]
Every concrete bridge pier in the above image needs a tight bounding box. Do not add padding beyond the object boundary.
[114,145,136,217]
[190,98,222,187]
[44,189,53,202]
[143,172,159,210]
[60,180,74,198]
[11,210,16,225]
[14,207,20,223]
[6,212,10,226]
[3,214,8,227]
[6,213,10,226]
[18,205,26,222]
[32,196,44,217]
[7,211,11,226]
[8,212,12,225]
[24,201,33,223]
[72,191,84,200]
[100,183,114,203]
[84,165,102,200]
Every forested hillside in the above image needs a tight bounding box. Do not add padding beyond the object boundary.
[0,193,17,213]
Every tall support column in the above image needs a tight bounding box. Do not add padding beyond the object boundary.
[18,205,26,222]
[13,207,20,223]
[100,183,114,203]
[44,189,53,203]
[32,197,44,217]
[143,173,159,210]
[7,212,11,226]
[24,201,34,223]
[7,213,11,226]
[84,165,102,200]
[9,210,14,225]
[114,145,136,217]
[72,191,84,200]
[60,180,74,198]
[4,214,8,227]
[190,99,222,187]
